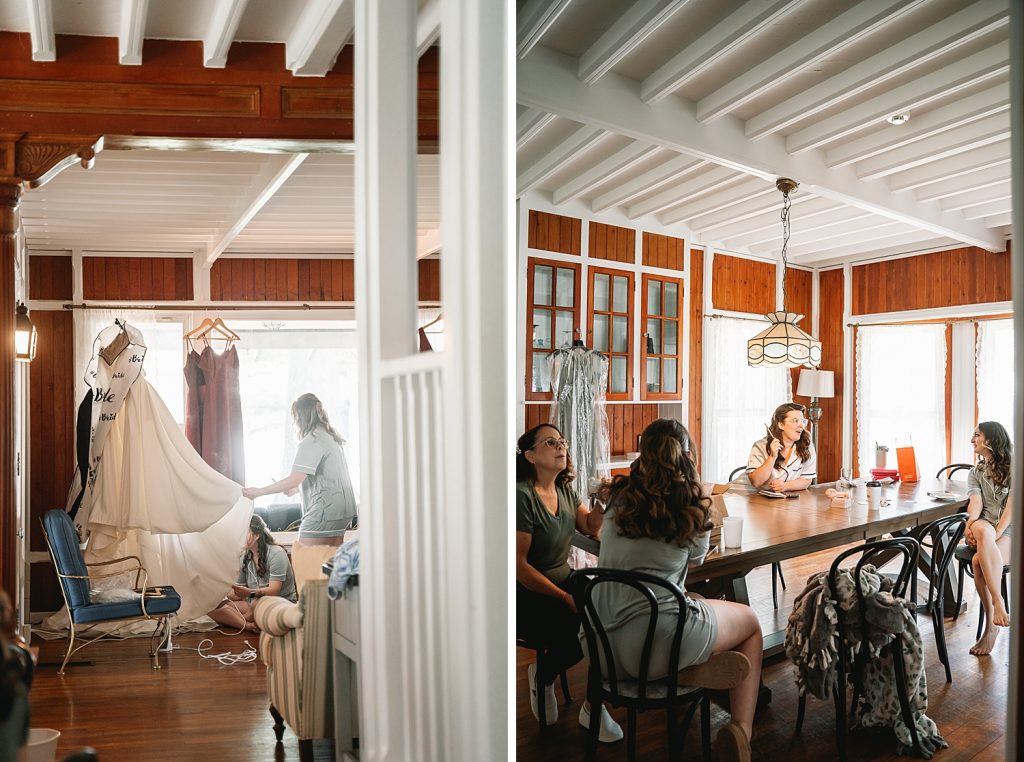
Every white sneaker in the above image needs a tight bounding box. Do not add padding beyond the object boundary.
[527,663,558,724]
[579,703,624,743]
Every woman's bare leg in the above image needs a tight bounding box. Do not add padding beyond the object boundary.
[971,527,1011,655]
[208,599,247,631]
[701,599,763,741]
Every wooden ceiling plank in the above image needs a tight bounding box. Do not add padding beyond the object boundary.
[787,230,949,264]
[696,0,928,122]
[626,165,738,219]
[693,189,818,235]
[205,153,310,266]
[516,0,574,59]
[286,0,354,77]
[516,108,555,150]
[786,43,1009,155]
[661,180,775,227]
[640,0,802,105]
[590,154,705,213]
[825,83,1010,169]
[720,201,852,247]
[888,141,1010,191]
[745,0,1009,140]
[118,0,150,65]
[204,0,250,68]
[551,141,658,206]
[26,0,56,62]
[915,165,1011,203]
[578,0,690,85]
[516,124,604,196]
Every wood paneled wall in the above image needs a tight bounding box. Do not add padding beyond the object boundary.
[642,232,685,271]
[711,253,775,314]
[84,256,193,301]
[29,256,73,301]
[589,222,635,264]
[851,246,1011,315]
[688,248,704,463]
[418,259,441,302]
[527,210,581,255]
[785,267,814,394]
[522,404,659,457]
[817,269,845,482]
[28,310,75,610]
[211,258,354,301]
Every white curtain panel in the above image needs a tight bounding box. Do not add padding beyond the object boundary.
[856,324,946,478]
[976,318,1014,437]
[702,316,791,483]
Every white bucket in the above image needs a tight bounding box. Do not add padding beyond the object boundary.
[17,728,61,762]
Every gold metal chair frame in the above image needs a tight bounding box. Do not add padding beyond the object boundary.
[41,519,175,676]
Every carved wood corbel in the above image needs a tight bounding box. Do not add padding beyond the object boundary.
[14,134,104,189]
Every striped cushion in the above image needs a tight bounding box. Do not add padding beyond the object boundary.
[253,596,302,636]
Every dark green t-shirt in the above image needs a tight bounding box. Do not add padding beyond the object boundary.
[516,480,581,584]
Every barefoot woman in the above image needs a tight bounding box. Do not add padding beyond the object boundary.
[965,421,1013,656]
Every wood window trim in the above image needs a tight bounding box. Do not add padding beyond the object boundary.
[640,273,684,401]
[587,264,634,402]
[524,257,582,402]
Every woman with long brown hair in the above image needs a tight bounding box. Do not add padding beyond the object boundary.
[965,421,1013,655]
[243,393,356,548]
[515,423,621,742]
[746,402,816,492]
[592,418,762,762]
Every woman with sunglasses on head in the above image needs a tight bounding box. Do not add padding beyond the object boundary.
[965,421,1014,656]
[746,402,816,492]
[516,423,622,742]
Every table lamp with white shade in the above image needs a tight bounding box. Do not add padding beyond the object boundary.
[796,369,834,452]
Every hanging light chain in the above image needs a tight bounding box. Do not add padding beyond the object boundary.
[776,178,798,312]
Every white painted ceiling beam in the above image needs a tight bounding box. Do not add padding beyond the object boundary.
[416,228,441,258]
[915,165,1011,203]
[518,47,1005,251]
[824,83,1010,168]
[660,179,772,226]
[118,0,149,65]
[856,114,1011,181]
[286,0,354,76]
[745,0,1009,140]
[983,212,1012,227]
[888,142,1010,191]
[516,108,556,150]
[712,200,844,245]
[517,0,574,58]
[640,0,803,104]
[691,189,819,235]
[578,0,690,85]
[416,0,440,57]
[696,0,927,123]
[205,153,309,266]
[944,191,1012,216]
[806,237,955,268]
[779,223,916,260]
[590,155,705,212]
[203,0,249,68]
[551,141,659,206]
[735,208,875,249]
[626,165,738,219]
[26,0,56,61]
[786,43,1009,155]
[516,124,605,196]
[789,231,947,264]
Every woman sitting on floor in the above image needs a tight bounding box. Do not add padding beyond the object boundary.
[965,421,1013,656]
[209,515,298,633]
[746,402,816,492]
[515,423,622,742]
[592,418,762,762]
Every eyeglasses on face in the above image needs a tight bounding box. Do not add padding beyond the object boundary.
[533,437,568,451]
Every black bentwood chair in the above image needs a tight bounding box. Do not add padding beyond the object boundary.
[795,537,924,762]
[515,634,572,732]
[917,514,968,683]
[729,465,786,608]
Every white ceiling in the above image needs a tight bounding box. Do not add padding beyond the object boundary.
[516,0,1013,266]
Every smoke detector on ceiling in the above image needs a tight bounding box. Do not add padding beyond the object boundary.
[887,113,910,125]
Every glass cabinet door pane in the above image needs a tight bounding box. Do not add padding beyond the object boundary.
[647,280,661,316]
[533,308,551,348]
[612,276,628,312]
[662,358,677,393]
[555,268,575,308]
[532,353,550,393]
[593,273,610,311]
[611,316,628,353]
[646,319,661,354]
[663,320,677,355]
[555,310,574,348]
[664,282,678,318]
[534,265,553,306]
[592,315,609,352]
[611,356,627,393]
[646,358,660,392]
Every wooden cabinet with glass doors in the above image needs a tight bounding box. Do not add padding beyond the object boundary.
[587,266,633,401]
[641,274,683,400]
[525,257,581,400]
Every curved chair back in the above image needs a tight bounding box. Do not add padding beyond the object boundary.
[728,466,749,482]
[42,510,91,610]
[919,514,968,608]
[935,463,972,480]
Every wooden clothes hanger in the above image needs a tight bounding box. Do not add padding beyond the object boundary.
[419,312,444,331]
[184,317,240,350]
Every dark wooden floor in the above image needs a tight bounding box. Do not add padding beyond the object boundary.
[517,547,1011,761]
[27,629,335,761]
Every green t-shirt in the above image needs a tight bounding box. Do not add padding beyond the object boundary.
[516,481,581,584]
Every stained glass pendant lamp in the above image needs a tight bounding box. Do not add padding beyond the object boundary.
[747,178,821,369]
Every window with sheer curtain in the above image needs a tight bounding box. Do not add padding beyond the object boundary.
[976,318,1014,436]
[856,324,946,477]
[702,316,791,482]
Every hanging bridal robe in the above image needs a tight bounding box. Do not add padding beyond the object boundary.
[184,346,246,483]
[61,323,252,623]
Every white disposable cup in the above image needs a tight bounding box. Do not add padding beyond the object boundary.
[722,516,743,549]
[868,485,881,510]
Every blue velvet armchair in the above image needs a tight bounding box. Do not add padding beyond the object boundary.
[41,509,181,675]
